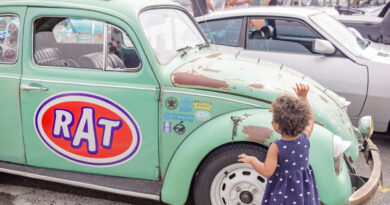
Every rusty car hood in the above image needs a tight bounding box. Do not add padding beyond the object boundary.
[171,52,359,159]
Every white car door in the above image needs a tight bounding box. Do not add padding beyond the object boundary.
[240,17,367,117]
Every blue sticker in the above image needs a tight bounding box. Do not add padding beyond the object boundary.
[163,121,171,133]
[179,96,194,113]
[195,110,211,121]
[163,112,194,123]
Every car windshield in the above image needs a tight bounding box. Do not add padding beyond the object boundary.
[139,9,207,64]
[310,12,369,57]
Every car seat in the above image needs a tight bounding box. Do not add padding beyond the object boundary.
[34,32,79,67]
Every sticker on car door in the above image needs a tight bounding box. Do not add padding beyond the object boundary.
[34,92,141,166]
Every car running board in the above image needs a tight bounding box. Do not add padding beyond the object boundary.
[0,161,162,201]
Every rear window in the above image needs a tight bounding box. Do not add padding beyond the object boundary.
[0,15,20,64]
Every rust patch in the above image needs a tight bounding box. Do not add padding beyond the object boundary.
[243,126,273,144]
[206,53,222,58]
[172,71,229,89]
[249,84,264,89]
[348,127,353,136]
[203,68,221,73]
[231,86,237,89]
[189,57,201,63]
[243,113,252,118]
[319,95,328,103]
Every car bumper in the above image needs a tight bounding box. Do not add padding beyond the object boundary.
[349,138,382,205]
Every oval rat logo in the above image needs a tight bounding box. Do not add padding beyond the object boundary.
[34,92,141,166]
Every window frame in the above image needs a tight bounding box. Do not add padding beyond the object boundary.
[245,16,327,55]
[199,17,246,47]
[138,5,210,65]
[0,14,20,65]
[32,16,142,72]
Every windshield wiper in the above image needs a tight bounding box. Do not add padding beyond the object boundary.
[196,43,207,50]
[176,46,192,57]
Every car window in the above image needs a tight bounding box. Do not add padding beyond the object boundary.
[0,15,20,64]
[247,18,320,54]
[34,17,140,71]
[200,18,243,47]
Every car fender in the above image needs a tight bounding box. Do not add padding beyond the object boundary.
[161,108,272,205]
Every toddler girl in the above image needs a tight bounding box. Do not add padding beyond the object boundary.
[238,83,320,205]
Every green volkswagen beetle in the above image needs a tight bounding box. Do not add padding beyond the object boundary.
[0,0,381,204]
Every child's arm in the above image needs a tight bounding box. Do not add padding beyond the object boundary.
[294,83,314,138]
[238,143,278,178]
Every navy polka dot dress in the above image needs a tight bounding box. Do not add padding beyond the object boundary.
[262,133,320,205]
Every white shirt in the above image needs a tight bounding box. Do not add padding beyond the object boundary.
[232,0,250,8]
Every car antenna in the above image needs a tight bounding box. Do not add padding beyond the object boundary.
[194,0,218,51]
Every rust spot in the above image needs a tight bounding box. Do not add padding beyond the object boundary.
[341,119,345,124]
[243,126,273,144]
[249,84,264,89]
[172,72,229,89]
[348,127,353,136]
[203,68,221,73]
[319,95,328,103]
[243,113,252,118]
[189,57,201,63]
[231,86,237,89]
[206,53,222,58]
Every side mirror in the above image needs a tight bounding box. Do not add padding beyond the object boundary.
[312,39,336,55]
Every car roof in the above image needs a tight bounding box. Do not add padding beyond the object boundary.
[196,6,323,21]
[0,0,180,21]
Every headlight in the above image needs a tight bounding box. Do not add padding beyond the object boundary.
[333,135,351,174]
[338,96,351,112]
[358,116,374,138]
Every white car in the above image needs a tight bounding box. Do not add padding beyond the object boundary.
[196,7,390,131]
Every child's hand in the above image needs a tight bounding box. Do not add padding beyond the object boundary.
[294,83,309,100]
[238,153,256,164]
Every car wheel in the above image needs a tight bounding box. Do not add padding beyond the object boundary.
[194,143,268,205]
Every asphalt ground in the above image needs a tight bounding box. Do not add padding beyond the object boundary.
[0,133,389,205]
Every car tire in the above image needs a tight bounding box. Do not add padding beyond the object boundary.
[193,143,268,205]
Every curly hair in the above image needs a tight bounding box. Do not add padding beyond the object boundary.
[272,95,310,136]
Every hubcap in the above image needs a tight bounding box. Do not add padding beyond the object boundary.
[210,163,266,205]
[240,191,253,204]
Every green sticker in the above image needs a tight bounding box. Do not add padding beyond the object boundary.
[165,97,178,110]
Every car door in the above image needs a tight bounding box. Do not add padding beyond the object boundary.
[20,8,160,180]
[241,17,367,117]
[0,7,26,164]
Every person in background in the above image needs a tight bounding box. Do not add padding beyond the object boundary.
[230,0,254,8]
[191,0,215,17]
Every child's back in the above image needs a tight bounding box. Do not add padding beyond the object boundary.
[263,133,320,204]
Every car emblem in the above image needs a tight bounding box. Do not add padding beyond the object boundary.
[165,97,178,110]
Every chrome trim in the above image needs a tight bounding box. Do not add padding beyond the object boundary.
[20,84,49,91]
[163,89,263,108]
[0,167,160,201]
[0,74,19,79]
[22,78,157,91]
[103,22,108,71]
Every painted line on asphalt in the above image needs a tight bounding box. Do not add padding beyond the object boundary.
[378,185,390,193]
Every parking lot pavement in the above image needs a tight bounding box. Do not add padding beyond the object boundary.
[0,133,389,205]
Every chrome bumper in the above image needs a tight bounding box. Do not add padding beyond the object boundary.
[349,138,382,205]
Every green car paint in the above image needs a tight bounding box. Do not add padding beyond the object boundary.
[0,0,372,204]
[0,5,26,164]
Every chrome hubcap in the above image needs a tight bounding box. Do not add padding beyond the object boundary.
[210,163,266,205]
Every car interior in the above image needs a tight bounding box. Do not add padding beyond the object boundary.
[34,17,140,70]
[247,18,320,54]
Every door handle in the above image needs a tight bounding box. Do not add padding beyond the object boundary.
[20,84,49,91]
